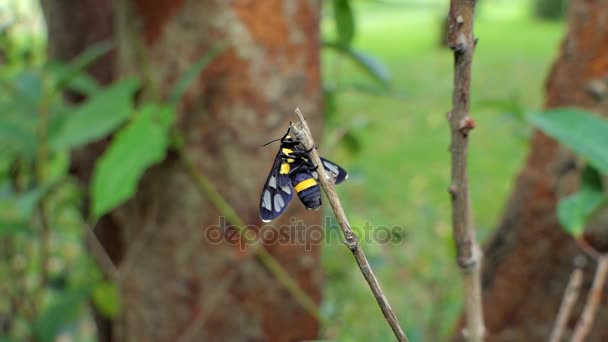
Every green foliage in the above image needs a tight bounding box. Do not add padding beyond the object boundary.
[91,104,175,217]
[321,2,564,340]
[323,41,391,88]
[528,108,608,235]
[527,108,608,174]
[50,40,113,93]
[323,0,391,157]
[33,286,92,342]
[0,18,186,338]
[50,78,139,151]
[92,282,121,318]
[531,0,569,21]
[168,44,225,106]
[333,0,355,48]
[557,166,606,237]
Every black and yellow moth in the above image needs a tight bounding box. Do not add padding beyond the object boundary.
[259,128,348,222]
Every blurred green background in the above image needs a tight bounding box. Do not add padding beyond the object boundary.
[0,0,566,341]
[321,1,563,340]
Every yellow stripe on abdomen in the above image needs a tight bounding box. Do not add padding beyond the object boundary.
[294,178,317,193]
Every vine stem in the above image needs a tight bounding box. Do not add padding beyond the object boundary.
[446,0,485,340]
[293,108,409,342]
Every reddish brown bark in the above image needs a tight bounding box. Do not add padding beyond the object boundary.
[463,1,608,341]
[43,0,323,341]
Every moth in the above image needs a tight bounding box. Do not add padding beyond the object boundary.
[259,128,348,222]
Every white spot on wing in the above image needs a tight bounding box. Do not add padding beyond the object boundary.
[311,171,318,179]
[263,190,272,210]
[274,194,285,212]
[268,176,277,189]
[281,185,291,194]
[324,160,339,175]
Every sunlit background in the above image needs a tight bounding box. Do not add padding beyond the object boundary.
[1,0,567,340]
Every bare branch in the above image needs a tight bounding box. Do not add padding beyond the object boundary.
[571,256,608,342]
[447,0,485,341]
[293,108,409,342]
[550,263,584,342]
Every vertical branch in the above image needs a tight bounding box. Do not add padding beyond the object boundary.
[549,264,584,342]
[446,0,484,341]
[571,256,608,342]
[293,108,409,342]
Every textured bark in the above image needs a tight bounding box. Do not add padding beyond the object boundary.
[466,1,608,341]
[43,0,323,341]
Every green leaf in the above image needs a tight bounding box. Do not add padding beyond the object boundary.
[51,40,114,92]
[0,113,38,158]
[333,0,355,48]
[323,41,391,87]
[91,104,175,217]
[12,70,44,108]
[92,282,120,318]
[527,108,608,174]
[50,78,139,151]
[168,44,225,106]
[0,220,31,236]
[557,165,606,237]
[33,287,91,342]
[324,86,338,123]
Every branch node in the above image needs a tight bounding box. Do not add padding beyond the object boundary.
[449,32,468,53]
[456,15,464,24]
[458,116,475,136]
[448,184,458,198]
[457,254,478,271]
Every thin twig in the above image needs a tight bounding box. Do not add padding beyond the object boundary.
[171,130,322,321]
[293,108,409,342]
[550,265,584,342]
[84,226,120,282]
[571,255,608,342]
[446,1,485,341]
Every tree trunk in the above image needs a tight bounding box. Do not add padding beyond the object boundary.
[42,0,323,341]
[461,1,608,341]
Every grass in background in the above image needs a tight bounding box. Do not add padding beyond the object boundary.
[320,1,564,340]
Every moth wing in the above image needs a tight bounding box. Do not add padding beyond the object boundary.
[259,154,294,222]
[319,157,348,184]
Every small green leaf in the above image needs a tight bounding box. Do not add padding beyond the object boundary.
[527,108,608,174]
[333,0,355,48]
[169,44,225,106]
[557,165,606,237]
[91,104,175,217]
[92,282,120,318]
[51,40,114,92]
[50,78,139,151]
[33,287,91,342]
[323,42,391,87]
